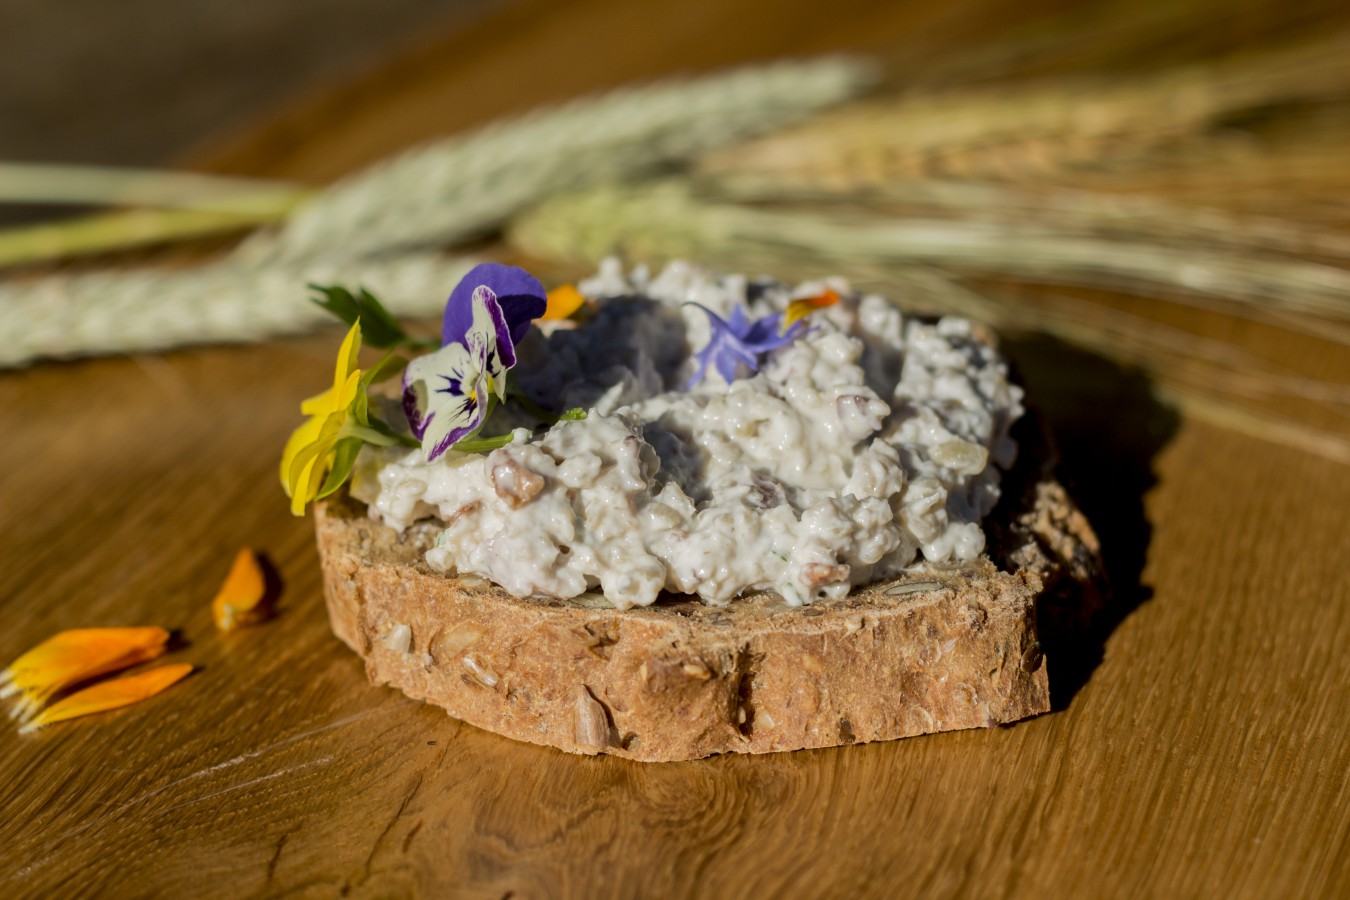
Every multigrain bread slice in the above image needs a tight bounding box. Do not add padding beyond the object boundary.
[315,415,1104,762]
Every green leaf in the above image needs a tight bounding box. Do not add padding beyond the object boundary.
[560,408,588,421]
[356,286,410,346]
[316,437,364,499]
[309,283,409,349]
[308,283,360,324]
[352,384,369,426]
[451,432,515,453]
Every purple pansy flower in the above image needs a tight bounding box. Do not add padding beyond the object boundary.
[686,304,805,388]
[442,263,546,349]
[404,286,516,460]
[403,265,550,461]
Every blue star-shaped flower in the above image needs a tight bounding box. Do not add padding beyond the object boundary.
[686,304,804,388]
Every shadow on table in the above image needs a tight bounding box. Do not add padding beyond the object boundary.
[1002,334,1181,711]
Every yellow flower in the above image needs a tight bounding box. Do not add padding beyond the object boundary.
[280,321,368,516]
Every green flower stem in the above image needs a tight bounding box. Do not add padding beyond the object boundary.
[339,422,418,448]
[505,388,553,422]
[504,386,588,426]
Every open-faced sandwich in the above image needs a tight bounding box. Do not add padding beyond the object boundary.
[283,260,1103,761]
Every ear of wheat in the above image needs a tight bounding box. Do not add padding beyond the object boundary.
[235,56,878,266]
[509,180,1350,327]
[507,179,1350,463]
[0,254,482,367]
[698,30,1350,186]
[0,57,876,366]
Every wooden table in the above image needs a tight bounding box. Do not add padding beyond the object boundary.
[2,1,1347,896]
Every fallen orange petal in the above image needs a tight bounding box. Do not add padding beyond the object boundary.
[2,627,170,722]
[543,284,587,320]
[19,663,194,734]
[212,548,269,632]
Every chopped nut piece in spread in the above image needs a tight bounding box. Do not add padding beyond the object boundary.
[490,455,545,509]
[800,563,851,587]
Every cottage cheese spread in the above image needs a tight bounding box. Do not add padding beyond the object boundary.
[353,260,1023,609]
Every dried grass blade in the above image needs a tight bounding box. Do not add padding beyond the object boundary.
[19,664,194,734]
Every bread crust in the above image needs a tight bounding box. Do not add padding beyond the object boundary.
[315,417,1103,761]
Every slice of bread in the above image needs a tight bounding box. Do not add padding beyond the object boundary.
[315,415,1103,761]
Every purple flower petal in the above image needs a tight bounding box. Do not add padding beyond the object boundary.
[443,263,547,348]
[402,368,427,439]
[471,285,516,372]
[424,383,487,461]
[403,341,493,460]
[743,311,798,349]
[686,303,805,388]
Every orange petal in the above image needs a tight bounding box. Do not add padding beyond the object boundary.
[2,627,170,721]
[543,284,587,320]
[212,549,269,632]
[783,288,841,331]
[19,664,193,734]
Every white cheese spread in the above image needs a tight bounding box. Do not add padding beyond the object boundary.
[352,260,1023,609]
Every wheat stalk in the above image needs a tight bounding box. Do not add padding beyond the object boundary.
[0,253,480,367]
[509,181,1350,327]
[699,30,1350,186]
[0,57,876,366]
[0,207,296,269]
[0,164,309,268]
[235,56,877,266]
[705,176,1350,263]
[710,255,1350,410]
[508,182,1350,463]
[0,162,306,211]
[1152,385,1350,466]
[511,187,1350,407]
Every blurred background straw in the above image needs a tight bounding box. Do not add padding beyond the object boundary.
[1,0,1348,463]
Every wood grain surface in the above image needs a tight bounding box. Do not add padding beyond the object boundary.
[2,0,1348,897]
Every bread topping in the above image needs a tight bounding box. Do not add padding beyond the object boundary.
[353,260,1023,609]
